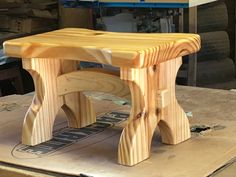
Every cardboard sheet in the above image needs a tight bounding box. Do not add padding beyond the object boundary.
[0,86,236,177]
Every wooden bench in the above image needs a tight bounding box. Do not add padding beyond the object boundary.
[3,28,200,166]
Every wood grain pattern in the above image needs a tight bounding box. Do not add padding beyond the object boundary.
[118,57,190,166]
[22,59,96,145]
[3,28,200,166]
[57,68,130,100]
[3,28,200,68]
[118,65,159,166]
[60,60,96,128]
[188,0,218,7]
[156,89,170,109]
[22,58,63,145]
[157,57,190,144]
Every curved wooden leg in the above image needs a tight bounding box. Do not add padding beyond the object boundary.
[60,60,96,128]
[118,66,159,166]
[22,59,96,146]
[157,57,191,144]
[22,58,63,145]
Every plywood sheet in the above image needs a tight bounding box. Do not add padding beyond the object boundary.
[0,86,236,176]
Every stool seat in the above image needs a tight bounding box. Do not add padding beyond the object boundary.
[4,28,200,68]
[3,28,200,166]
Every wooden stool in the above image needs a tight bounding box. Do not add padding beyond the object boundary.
[3,28,200,166]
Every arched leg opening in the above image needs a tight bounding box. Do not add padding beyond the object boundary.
[157,57,191,144]
[118,66,159,166]
[60,60,96,128]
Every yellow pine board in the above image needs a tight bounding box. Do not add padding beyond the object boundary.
[3,28,200,68]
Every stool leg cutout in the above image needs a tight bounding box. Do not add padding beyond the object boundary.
[62,92,96,128]
[157,57,191,144]
[22,58,63,145]
[60,60,96,128]
[118,66,159,166]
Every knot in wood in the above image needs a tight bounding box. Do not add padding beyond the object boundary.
[136,111,148,119]
[153,65,157,72]
[156,108,161,115]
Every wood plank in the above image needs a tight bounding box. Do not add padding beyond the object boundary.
[21,58,64,145]
[3,28,200,68]
[57,68,130,100]
[21,58,97,145]
[189,0,218,7]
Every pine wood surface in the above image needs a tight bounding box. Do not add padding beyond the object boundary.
[57,68,130,100]
[21,59,96,145]
[3,28,200,68]
[3,28,200,166]
[118,57,190,166]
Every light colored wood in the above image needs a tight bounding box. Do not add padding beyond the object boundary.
[57,69,130,100]
[157,57,190,144]
[75,92,96,127]
[3,28,200,166]
[22,58,96,145]
[118,57,190,166]
[188,0,218,7]
[3,28,200,68]
[22,58,63,145]
[118,65,159,166]
[60,60,96,128]
[156,89,170,109]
